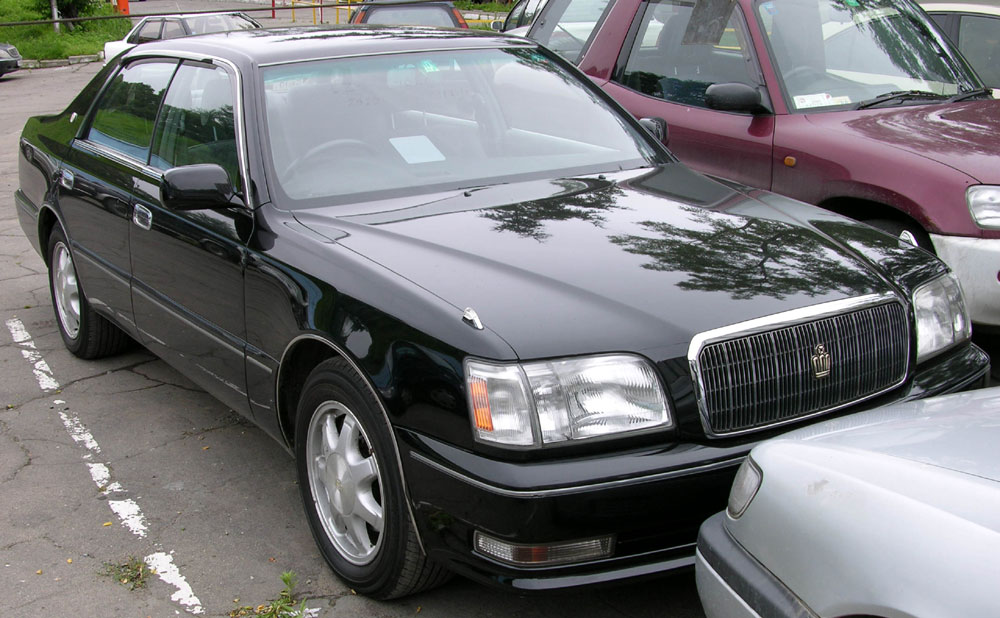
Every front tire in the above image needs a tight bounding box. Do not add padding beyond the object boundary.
[295,358,450,599]
[47,227,130,359]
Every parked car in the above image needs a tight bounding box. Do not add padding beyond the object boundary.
[102,12,261,63]
[350,1,468,27]
[15,26,989,599]
[921,0,1000,91]
[0,42,20,78]
[528,0,1000,331]
[491,0,547,34]
[696,386,1000,618]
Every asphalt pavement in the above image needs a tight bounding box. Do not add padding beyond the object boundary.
[0,50,706,618]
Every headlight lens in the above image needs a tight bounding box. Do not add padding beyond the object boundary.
[913,273,970,362]
[727,456,762,519]
[466,354,672,447]
[0,48,10,59]
[967,185,1000,229]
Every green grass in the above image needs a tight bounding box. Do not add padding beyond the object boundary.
[0,0,131,60]
[454,1,513,14]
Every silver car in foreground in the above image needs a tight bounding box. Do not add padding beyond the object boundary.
[696,386,1000,618]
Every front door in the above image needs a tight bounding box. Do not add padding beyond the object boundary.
[129,61,253,414]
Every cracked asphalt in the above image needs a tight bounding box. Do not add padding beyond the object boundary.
[0,54,706,618]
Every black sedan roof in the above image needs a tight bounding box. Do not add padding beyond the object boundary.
[129,25,535,67]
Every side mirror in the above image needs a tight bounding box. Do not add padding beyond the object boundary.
[638,117,669,146]
[490,19,504,31]
[161,164,239,211]
[705,82,768,114]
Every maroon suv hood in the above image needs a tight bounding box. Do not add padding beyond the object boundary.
[807,100,1000,183]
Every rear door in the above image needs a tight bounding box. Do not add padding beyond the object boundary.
[58,59,177,334]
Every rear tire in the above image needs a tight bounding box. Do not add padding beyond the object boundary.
[295,358,451,599]
[47,227,130,359]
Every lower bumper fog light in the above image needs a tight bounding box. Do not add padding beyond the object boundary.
[473,532,614,567]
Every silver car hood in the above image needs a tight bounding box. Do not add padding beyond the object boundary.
[774,386,1000,484]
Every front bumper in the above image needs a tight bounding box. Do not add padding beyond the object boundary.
[930,234,1000,327]
[696,512,818,618]
[0,57,18,75]
[397,343,988,592]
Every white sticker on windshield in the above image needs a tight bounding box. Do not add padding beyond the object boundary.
[390,136,445,164]
[793,93,851,109]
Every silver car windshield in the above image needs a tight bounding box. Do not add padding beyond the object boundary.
[260,47,662,205]
[755,0,981,110]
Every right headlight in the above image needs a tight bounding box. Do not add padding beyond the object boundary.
[466,354,673,448]
[967,185,1000,229]
[913,272,970,363]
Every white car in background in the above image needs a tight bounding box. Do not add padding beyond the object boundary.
[103,12,260,64]
[696,386,1000,618]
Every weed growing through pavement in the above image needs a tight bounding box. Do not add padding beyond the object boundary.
[99,556,152,591]
[229,571,316,618]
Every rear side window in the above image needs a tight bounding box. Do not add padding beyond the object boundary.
[87,61,177,162]
[161,19,185,40]
[530,0,614,62]
[149,63,241,187]
[616,0,758,108]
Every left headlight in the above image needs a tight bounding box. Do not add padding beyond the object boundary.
[967,185,1000,229]
[913,272,970,363]
[0,48,10,59]
[466,354,673,447]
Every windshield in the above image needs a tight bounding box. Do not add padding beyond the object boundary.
[261,47,662,206]
[755,0,981,111]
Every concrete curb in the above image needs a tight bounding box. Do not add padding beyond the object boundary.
[20,53,102,69]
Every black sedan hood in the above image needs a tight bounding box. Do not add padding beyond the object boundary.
[293,164,922,361]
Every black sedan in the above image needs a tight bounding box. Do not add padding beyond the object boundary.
[15,26,989,599]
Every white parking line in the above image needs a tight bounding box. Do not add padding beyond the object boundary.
[5,317,205,615]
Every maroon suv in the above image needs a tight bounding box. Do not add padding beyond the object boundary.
[528,0,1000,329]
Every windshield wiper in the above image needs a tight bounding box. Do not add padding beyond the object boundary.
[947,87,994,103]
[854,90,947,110]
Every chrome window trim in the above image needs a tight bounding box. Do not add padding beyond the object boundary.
[687,292,911,439]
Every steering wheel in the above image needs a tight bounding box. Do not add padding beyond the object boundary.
[282,138,380,179]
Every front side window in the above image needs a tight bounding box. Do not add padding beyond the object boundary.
[957,15,1000,88]
[756,0,980,111]
[87,61,177,161]
[133,19,162,43]
[262,47,663,206]
[617,0,759,108]
[150,63,240,188]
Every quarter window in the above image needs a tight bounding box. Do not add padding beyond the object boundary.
[617,0,758,108]
[87,61,177,162]
[133,19,162,43]
[150,63,241,188]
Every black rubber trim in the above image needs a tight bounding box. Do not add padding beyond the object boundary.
[697,512,819,618]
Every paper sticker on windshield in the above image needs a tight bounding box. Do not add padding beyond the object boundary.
[420,60,439,73]
[390,136,446,164]
[793,93,851,108]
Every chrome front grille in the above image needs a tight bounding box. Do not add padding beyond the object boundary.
[693,296,909,436]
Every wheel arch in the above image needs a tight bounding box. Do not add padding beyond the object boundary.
[276,333,428,554]
[818,196,929,234]
[37,204,63,268]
